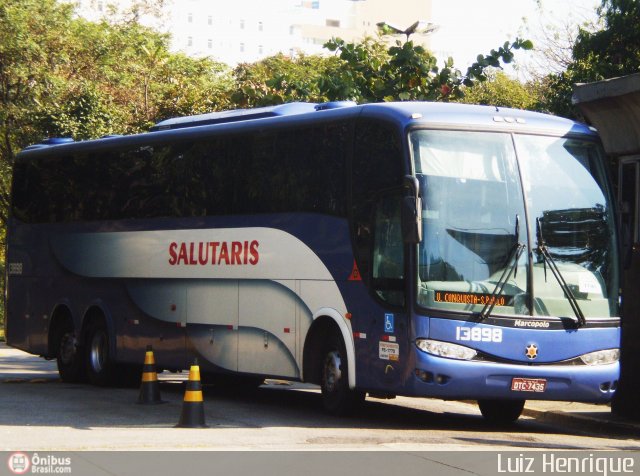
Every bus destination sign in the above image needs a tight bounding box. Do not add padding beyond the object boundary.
[434,291,513,307]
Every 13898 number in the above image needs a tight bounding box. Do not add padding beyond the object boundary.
[455,326,502,343]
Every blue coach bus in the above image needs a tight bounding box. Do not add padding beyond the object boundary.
[4,101,620,423]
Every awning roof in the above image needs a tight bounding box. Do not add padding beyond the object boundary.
[573,73,640,157]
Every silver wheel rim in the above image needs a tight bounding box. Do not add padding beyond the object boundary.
[90,332,107,373]
[323,350,342,393]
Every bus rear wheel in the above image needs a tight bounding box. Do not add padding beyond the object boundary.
[478,399,525,424]
[55,327,85,383]
[321,334,364,415]
[85,320,115,386]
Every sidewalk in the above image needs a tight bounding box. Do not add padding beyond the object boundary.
[2,341,638,435]
[523,400,640,435]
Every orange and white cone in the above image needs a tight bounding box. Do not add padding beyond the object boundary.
[175,359,207,428]
[138,345,163,404]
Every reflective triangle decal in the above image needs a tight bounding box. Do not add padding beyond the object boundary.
[348,260,362,281]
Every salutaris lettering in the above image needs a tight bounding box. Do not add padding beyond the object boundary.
[168,240,260,266]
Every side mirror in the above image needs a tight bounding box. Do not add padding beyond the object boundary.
[402,175,422,244]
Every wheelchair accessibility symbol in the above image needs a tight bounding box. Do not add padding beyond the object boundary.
[384,314,394,333]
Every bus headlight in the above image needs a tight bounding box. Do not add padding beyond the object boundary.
[416,339,477,361]
[579,348,620,366]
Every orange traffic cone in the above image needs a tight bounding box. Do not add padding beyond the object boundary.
[138,345,163,404]
[175,359,207,428]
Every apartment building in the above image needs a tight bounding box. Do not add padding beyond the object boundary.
[72,0,433,65]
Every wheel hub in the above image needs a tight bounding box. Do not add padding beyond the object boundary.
[90,332,107,373]
[59,333,77,365]
[323,350,342,392]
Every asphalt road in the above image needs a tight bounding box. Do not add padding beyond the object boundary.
[1,343,639,451]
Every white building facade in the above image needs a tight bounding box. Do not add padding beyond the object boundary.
[72,0,433,65]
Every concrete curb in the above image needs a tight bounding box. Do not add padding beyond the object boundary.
[523,406,640,436]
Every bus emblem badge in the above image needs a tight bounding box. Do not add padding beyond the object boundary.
[525,344,538,360]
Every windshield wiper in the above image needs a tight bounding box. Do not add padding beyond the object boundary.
[479,215,525,321]
[536,217,586,327]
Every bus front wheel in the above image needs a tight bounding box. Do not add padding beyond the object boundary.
[478,399,525,424]
[321,334,364,415]
[85,320,115,386]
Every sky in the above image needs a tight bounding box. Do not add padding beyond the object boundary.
[75,0,603,77]
[429,0,601,77]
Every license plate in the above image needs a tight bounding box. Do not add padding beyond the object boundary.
[511,377,547,393]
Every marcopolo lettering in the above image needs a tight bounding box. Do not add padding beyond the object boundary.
[168,240,260,266]
[514,320,550,328]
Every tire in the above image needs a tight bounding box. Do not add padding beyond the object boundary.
[55,325,86,383]
[478,399,525,424]
[85,320,115,386]
[320,334,364,416]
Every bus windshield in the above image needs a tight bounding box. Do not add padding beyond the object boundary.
[411,130,619,320]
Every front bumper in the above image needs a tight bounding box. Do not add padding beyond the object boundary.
[407,350,618,402]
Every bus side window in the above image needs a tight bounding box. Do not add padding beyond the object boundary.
[372,195,405,306]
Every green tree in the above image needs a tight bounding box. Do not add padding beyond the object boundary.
[0,0,75,193]
[231,53,342,108]
[573,0,640,78]
[541,0,640,117]
[228,36,532,109]
[37,17,232,134]
[154,53,234,119]
[459,70,542,110]
[1,0,233,162]
[320,36,533,103]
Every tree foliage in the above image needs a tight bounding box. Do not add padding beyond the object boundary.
[459,70,542,110]
[573,0,640,78]
[231,53,342,107]
[321,37,533,103]
[0,0,74,173]
[541,0,640,118]
[0,0,232,216]
[230,36,533,107]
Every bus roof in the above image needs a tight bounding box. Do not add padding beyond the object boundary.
[18,102,597,158]
[361,102,596,137]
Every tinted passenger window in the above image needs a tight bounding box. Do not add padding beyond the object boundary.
[235,124,348,215]
[11,121,350,223]
[351,119,404,305]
